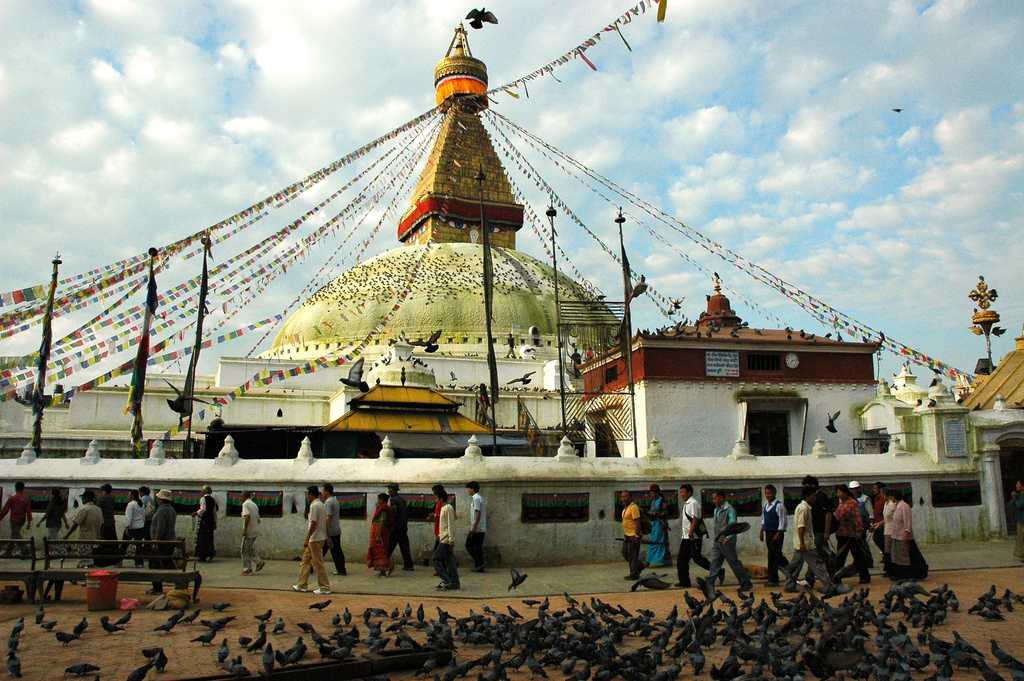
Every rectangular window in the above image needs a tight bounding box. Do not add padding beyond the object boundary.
[747,353,781,371]
[604,366,618,383]
[748,411,790,456]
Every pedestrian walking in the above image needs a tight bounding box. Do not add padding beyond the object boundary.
[850,480,874,569]
[386,484,414,571]
[464,481,487,572]
[428,488,445,576]
[124,490,147,567]
[193,485,218,562]
[787,485,836,593]
[888,490,928,580]
[676,483,710,587]
[320,483,347,576]
[293,485,331,594]
[64,490,103,541]
[431,485,460,591]
[0,482,32,539]
[870,482,887,560]
[367,493,394,577]
[619,491,643,580]
[36,487,68,541]
[147,490,177,595]
[645,484,670,568]
[240,491,264,576]
[96,484,117,541]
[880,486,897,576]
[760,484,788,586]
[124,490,146,541]
[139,486,155,539]
[799,475,835,589]
[1013,480,1024,562]
[833,484,871,584]
[707,491,753,591]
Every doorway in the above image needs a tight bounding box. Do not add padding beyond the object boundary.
[999,439,1024,531]
[748,411,790,456]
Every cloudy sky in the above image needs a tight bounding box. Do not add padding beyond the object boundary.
[1,0,1022,381]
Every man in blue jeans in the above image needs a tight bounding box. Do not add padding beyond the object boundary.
[706,490,752,593]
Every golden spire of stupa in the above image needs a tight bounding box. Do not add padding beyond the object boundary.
[396,26,523,249]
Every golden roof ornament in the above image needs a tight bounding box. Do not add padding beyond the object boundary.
[434,25,488,109]
[968,274,1005,373]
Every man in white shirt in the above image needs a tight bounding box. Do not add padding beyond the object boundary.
[431,484,459,591]
[293,486,331,595]
[676,483,710,588]
[464,481,487,573]
[240,491,265,576]
[786,485,835,593]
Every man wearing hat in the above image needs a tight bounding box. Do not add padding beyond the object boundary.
[147,490,177,595]
[386,484,413,571]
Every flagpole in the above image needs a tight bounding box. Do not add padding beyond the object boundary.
[616,209,638,458]
[476,168,500,455]
[30,254,61,456]
[127,247,158,455]
[183,235,211,456]
[547,205,568,438]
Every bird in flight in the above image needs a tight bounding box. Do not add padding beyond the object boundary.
[339,358,370,393]
[506,371,536,386]
[466,8,498,29]
[825,410,841,433]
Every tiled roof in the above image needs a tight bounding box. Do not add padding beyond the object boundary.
[964,337,1024,410]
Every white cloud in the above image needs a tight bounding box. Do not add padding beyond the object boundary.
[223,116,271,136]
[50,120,109,153]
[934,107,993,159]
[780,107,839,156]
[664,106,744,159]
[897,126,920,148]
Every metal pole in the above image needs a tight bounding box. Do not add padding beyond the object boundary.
[547,205,568,438]
[616,209,638,458]
[476,169,499,454]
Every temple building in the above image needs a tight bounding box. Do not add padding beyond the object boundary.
[582,280,879,458]
[1,27,1021,564]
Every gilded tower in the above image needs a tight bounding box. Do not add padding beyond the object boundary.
[397,27,524,249]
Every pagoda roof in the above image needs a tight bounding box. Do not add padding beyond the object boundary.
[964,335,1024,410]
[324,384,489,434]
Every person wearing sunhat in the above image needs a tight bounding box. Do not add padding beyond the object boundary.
[147,489,178,595]
[386,484,413,571]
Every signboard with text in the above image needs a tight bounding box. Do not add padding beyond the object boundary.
[705,350,740,377]
[942,416,968,457]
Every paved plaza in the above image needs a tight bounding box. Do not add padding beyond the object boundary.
[190,538,1021,598]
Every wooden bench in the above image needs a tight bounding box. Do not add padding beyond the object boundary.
[40,538,202,602]
[0,538,38,603]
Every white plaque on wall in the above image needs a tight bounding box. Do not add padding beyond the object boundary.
[705,350,740,377]
[942,416,968,457]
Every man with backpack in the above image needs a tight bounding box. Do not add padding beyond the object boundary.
[676,483,710,587]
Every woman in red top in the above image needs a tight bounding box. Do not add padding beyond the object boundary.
[833,485,871,584]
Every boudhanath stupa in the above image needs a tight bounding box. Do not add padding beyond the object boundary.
[0,24,1020,565]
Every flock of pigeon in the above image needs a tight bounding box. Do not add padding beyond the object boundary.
[291,243,596,351]
[3,581,1024,680]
